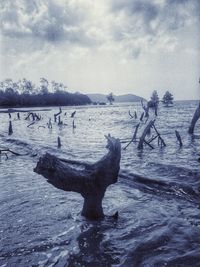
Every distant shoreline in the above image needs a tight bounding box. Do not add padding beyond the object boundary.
[0,108,53,113]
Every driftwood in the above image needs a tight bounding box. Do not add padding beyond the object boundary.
[123,123,140,150]
[71,111,76,118]
[137,120,166,149]
[138,120,155,149]
[189,102,200,134]
[47,118,52,129]
[34,135,121,219]
[57,136,61,148]
[152,124,166,147]
[58,116,63,125]
[140,112,144,122]
[8,121,13,135]
[73,119,76,130]
[54,107,62,122]
[25,112,41,121]
[141,100,149,118]
[175,130,183,147]
[0,148,29,159]
[27,121,36,128]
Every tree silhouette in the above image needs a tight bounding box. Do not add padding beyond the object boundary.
[162,91,174,106]
[0,78,91,107]
[148,90,159,108]
[107,92,115,105]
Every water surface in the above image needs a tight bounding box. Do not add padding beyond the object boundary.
[1,101,200,267]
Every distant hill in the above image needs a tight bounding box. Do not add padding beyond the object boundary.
[87,93,144,103]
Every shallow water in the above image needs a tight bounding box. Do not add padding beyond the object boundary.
[1,101,200,267]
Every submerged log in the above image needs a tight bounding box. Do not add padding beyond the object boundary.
[189,102,200,134]
[34,135,121,220]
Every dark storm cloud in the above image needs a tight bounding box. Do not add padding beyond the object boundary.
[0,0,95,45]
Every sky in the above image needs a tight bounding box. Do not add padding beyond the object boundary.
[0,0,200,100]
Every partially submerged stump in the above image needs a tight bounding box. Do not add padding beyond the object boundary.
[34,135,121,220]
[54,107,62,122]
[8,121,13,135]
[189,102,200,134]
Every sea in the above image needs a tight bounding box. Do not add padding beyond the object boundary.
[1,100,200,267]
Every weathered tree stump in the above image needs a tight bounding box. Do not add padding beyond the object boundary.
[8,121,13,135]
[54,107,62,122]
[189,102,200,134]
[57,136,61,148]
[34,135,121,220]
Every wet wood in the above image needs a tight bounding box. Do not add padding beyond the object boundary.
[175,130,183,147]
[8,121,13,135]
[54,107,62,122]
[34,135,121,220]
[189,102,200,134]
[138,120,155,149]
[123,123,140,150]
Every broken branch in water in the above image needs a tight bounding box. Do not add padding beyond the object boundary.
[123,123,140,150]
[34,135,121,220]
[54,107,62,122]
[188,102,200,134]
[27,121,36,128]
[175,130,183,147]
[138,120,155,149]
[0,148,29,156]
[128,110,134,119]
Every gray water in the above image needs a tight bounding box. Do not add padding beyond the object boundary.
[1,101,200,267]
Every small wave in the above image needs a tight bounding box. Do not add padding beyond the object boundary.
[119,168,200,203]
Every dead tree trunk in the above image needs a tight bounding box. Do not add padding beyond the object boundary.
[8,121,13,135]
[54,107,62,122]
[189,102,200,134]
[138,120,155,149]
[34,135,121,220]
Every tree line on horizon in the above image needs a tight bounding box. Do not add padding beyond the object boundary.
[106,90,174,106]
[0,78,91,107]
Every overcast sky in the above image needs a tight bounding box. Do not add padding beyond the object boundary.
[0,0,199,100]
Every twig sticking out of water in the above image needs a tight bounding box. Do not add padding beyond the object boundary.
[138,120,155,149]
[137,120,166,149]
[123,123,140,150]
[27,121,36,128]
[54,107,62,122]
[175,130,183,147]
[188,102,200,134]
[152,124,166,148]
[128,110,135,119]
[0,148,29,157]
[71,111,76,118]
[140,112,144,122]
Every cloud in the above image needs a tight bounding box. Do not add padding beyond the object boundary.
[1,0,199,59]
[109,0,200,57]
[0,0,98,45]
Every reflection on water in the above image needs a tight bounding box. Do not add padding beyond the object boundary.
[1,101,200,266]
